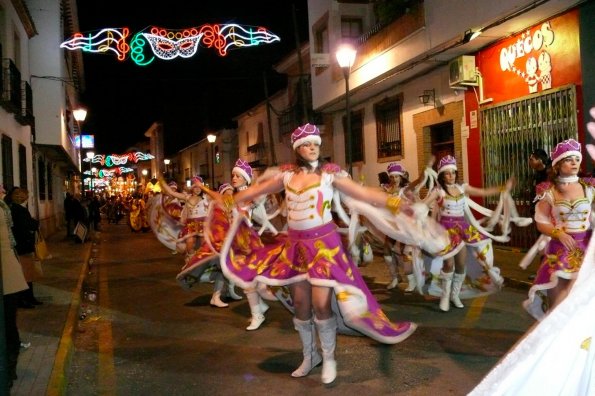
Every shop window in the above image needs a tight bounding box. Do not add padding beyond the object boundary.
[47,162,53,200]
[375,97,402,159]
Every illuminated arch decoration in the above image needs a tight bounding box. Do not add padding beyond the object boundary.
[60,24,281,66]
[84,167,134,177]
[84,152,155,167]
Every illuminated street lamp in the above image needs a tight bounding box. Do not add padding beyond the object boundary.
[163,158,171,179]
[207,133,217,188]
[142,169,148,191]
[336,44,356,176]
[73,107,88,194]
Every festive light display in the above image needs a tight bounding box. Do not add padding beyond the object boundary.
[60,24,280,66]
[84,152,155,167]
[84,167,134,177]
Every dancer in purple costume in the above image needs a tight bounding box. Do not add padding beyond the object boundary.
[523,138,595,320]
[427,155,515,312]
[211,124,420,384]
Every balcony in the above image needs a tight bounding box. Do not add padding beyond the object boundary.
[0,59,34,126]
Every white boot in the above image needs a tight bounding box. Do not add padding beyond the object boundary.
[404,274,417,292]
[291,317,322,378]
[487,267,504,289]
[226,281,243,301]
[439,270,453,312]
[450,272,465,308]
[314,315,337,384]
[245,290,266,331]
[210,276,229,308]
[384,255,399,290]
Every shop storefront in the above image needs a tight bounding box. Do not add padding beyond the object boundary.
[469,9,583,248]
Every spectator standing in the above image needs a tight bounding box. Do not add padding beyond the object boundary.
[88,195,101,231]
[0,184,29,389]
[64,192,76,238]
[9,187,43,308]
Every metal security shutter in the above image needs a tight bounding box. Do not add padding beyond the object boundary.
[480,85,578,249]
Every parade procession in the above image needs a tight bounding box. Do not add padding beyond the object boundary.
[2,0,595,394]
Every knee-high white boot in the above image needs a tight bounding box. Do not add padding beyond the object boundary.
[384,255,399,290]
[404,274,417,292]
[314,315,337,384]
[439,270,453,312]
[291,317,322,378]
[450,272,465,308]
[210,275,229,308]
[245,289,267,331]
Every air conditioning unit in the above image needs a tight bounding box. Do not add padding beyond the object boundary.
[449,55,477,87]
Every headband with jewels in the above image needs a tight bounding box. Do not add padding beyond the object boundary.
[291,123,322,150]
[168,180,178,189]
[190,175,203,186]
[218,183,233,195]
[233,159,253,184]
[438,155,457,174]
[387,162,405,176]
[551,138,582,166]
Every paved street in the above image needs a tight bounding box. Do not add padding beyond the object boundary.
[40,220,534,396]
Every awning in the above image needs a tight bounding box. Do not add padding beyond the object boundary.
[34,143,79,174]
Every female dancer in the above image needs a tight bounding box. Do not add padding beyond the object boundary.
[381,162,423,292]
[181,160,272,328]
[469,110,595,396]
[160,176,209,262]
[210,124,447,384]
[428,155,515,312]
[522,138,594,320]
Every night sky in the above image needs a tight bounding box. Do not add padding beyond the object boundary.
[75,1,309,155]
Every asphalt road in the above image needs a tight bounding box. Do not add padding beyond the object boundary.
[65,221,535,396]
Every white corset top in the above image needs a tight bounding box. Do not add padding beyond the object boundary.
[552,198,592,233]
[187,197,208,219]
[439,187,466,218]
[284,172,334,230]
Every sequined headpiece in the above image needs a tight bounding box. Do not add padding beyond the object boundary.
[168,181,178,190]
[551,138,582,166]
[190,175,203,186]
[437,155,457,174]
[387,163,405,176]
[218,183,233,195]
[291,123,322,150]
[232,159,253,184]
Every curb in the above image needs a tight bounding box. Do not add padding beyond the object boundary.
[503,276,532,291]
[46,237,93,395]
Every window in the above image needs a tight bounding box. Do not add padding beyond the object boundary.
[315,24,329,54]
[37,157,46,200]
[343,110,364,164]
[341,17,363,40]
[1,135,13,190]
[375,96,403,159]
[18,144,27,188]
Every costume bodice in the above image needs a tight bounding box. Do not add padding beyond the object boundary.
[438,184,467,217]
[283,171,335,230]
[545,184,594,233]
[186,196,208,219]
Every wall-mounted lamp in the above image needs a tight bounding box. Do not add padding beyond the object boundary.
[419,89,436,107]
[463,29,482,44]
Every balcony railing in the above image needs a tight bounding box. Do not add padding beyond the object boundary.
[16,80,34,126]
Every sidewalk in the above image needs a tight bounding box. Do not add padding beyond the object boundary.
[11,230,94,396]
[7,229,534,395]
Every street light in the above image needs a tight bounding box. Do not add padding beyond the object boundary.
[163,158,171,179]
[336,44,356,176]
[73,107,88,195]
[142,169,148,192]
[207,133,217,188]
